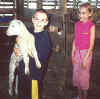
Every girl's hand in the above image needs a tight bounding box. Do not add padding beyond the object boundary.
[81,57,87,69]
[72,56,76,64]
[72,51,77,64]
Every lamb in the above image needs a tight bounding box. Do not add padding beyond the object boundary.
[6,19,41,96]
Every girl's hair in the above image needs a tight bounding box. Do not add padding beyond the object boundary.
[32,9,48,21]
[79,2,93,14]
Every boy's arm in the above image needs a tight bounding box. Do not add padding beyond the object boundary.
[14,38,21,56]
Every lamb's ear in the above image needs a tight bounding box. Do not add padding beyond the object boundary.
[17,20,21,25]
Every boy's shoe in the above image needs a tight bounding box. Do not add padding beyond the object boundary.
[73,96,79,99]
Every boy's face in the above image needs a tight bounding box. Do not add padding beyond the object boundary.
[32,12,48,32]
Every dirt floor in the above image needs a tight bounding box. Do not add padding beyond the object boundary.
[0,38,100,99]
[0,40,100,99]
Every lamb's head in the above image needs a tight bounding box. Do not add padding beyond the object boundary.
[6,19,23,36]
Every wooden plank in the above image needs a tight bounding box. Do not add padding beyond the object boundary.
[0,4,14,6]
[0,0,14,2]
[0,8,16,14]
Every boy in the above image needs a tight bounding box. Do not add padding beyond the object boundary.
[15,9,52,99]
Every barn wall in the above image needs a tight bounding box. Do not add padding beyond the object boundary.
[0,3,100,98]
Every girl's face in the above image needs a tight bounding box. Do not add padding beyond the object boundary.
[32,12,48,32]
[79,7,91,23]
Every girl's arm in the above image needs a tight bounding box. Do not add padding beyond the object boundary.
[84,25,95,59]
[72,40,75,57]
[82,25,95,69]
[72,40,77,64]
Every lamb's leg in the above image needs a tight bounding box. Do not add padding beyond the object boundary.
[14,56,22,96]
[23,56,30,75]
[15,74,18,95]
[32,45,41,69]
[19,41,30,75]
[21,49,30,75]
[9,52,17,96]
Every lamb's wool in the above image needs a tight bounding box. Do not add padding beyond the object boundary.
[7,19,41,96]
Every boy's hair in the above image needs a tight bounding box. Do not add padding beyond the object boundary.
[79,2,93,13]
[32,9,48,21]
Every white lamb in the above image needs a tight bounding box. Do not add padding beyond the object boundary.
[6,19,41,96]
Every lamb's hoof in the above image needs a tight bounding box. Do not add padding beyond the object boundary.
[27,72,30,76]
[9,89,13,96]
[36,63,41,69]
[25,71,30,76]
[25,68,30,76]
[15,88,18,96]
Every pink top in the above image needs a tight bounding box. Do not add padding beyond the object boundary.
[75,20,94,50]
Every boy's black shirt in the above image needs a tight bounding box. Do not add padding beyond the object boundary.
[18,26,52,80]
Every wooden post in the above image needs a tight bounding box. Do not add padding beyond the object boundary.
[37,0,42,9]
[16,0,24,20]
[32,80,39,99]
[60,0,67,14]
[88,0,92,3]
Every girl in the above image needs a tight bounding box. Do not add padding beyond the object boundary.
[72,2,95,99]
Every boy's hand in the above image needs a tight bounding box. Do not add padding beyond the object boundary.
[14,47,21,56]
[14,37,21,56]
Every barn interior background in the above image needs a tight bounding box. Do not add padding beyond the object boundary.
[0,0,100,99]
